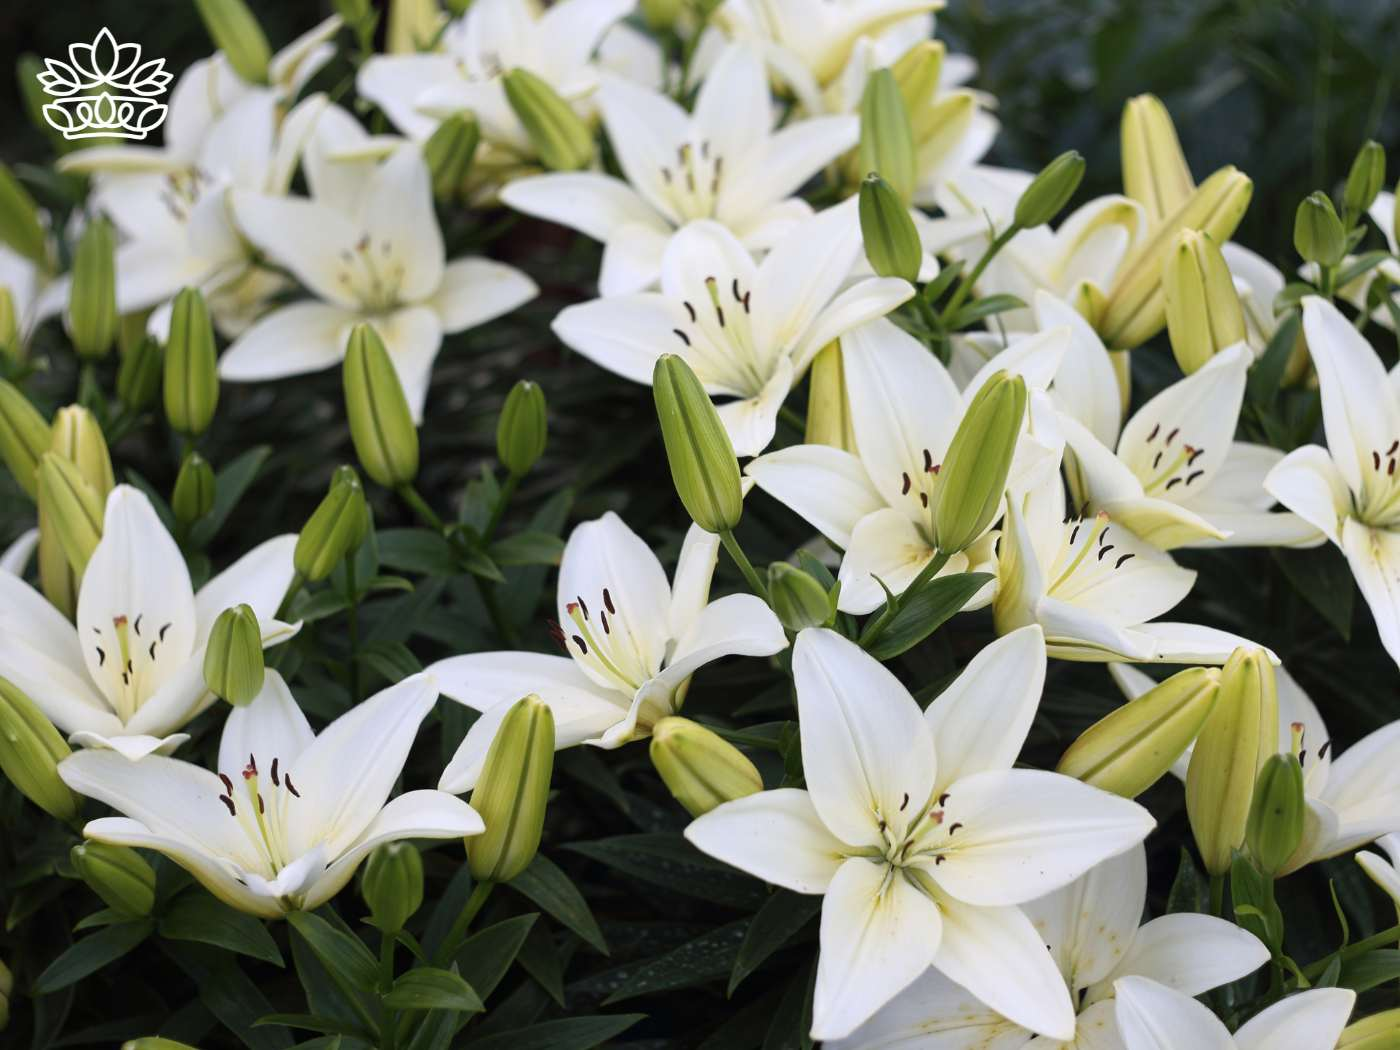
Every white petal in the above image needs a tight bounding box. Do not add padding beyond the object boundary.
[500,172,661,245]
[1027,844,1145,992]
[658,593,788,690]
[754,200,863,361]
[68,731,188,760]
[1233,988,1355,1050]
[194,534,297,644]
[230,191,361,308]
[825,968,1026,1050]
[600,221,672,296]
[840,512,965,616]
[359,146,443,302]
[431,257,537,333]
[1035,596,1159,663]
[218,301,358,383]
[1133,622,1276,666]
[356,54,460,140]
[692,44,771,176]
[552,293,678,386]
[1108,913,1268,997]
[715,358,794,457]
[1262,445,1350,546]
[745,444,884,549]
[793,277,914,374]
[597,75,691,225]
[112,236,218,315]
[668,524,720,642]
[685,788,847,894]
[961,326,1070,403]
[1112,976,1233,1050]
[1341,518,1400,670]
[429,650,611,713]
[218,671,315,777]
[372,305,444,424]
[1037,289,1121,446]
[722,115,860,229]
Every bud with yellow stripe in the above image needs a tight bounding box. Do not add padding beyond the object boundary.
[1162,229,1247,373]
[0,675,79,821]
[1120,94,1194,225]
[468,695,555,883]
[650,717,762,818]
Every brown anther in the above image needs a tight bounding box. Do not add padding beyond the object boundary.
[284,774,300,798]
[603,588,616,614]
[901,472,911,495]
[219,772,234,794]
[573,634,588,655]
[1147,424,1160,441]
[1115,553,1135,569]
[673,328,691,346]
[271,758,280,787]
[948,822,963,835]
[219,795,236,816]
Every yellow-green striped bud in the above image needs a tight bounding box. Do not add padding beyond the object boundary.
[934,371,1026,554]
[386,0,443,53]
[1014,150,1086,229]
[0,379,51,499]
[36,453,103,577]
[194,0,271,83]
[295,466,369,582]
[1339,1008,1400,1049]
[503,69,594,172]
[1186,646,1278,875]
[1246,751,1305,877]
[172,451,215,525]
[1121,94,1194,225]
[1057,666,1219,798]
[37,500,78,620]
[650,717,762,818]
[70,842,156,917]
[0,163,47,265]
[859,173,921,282]
[767,563,833,633]
[344,324,419,488]
[0,287,18,362]
[361,842,423,933]
[118,310,151,355]
[163,288,219,437]
[1294,191,1347,268]
[423,113,479,201]
[0,675,78,821]
[203,604,264,707]
[468,695,555,883]
[640,0,682,30]
[497,379,548,477]
[1343,140,1386,225]
[67,217,117,360]
[51,405,114,498]
[858,69,916,205]
[892,41,945,122]
[117,336,163,411]
[653,354,742,534]
[805,342,855,452]
[1162,229,1247,374]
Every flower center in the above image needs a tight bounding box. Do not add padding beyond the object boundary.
[1358,438,1400,527]
[1134,422,1207,497]
[158,168,209,224]
[1048,511,1136,596]
[668,274,769,396]
[551,587,658,693]
[659,140,725,223]
[90,612,178,723]
[897,447,943,533]
[335,234,406,312]
[218,752,303,877]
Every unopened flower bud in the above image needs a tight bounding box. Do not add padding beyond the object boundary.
[804,342,855,452]
[117,336,163,411]
[194,0,271,83]
[1247,751,1305,877]
[361,841,423,933]
[935,371,1026,554]
[67,217,117,360]
[1294,191,1347,268]
[0,163,47,265]
[1058,666,1219,798]
[891,41,945,119]
[423,113,479,201]
[0,379,50,499]
[497,379,547,477]
[163,288,219,437]
[386,0,443,53]
[503,69,594,172]
[36,453,103,576]
[1014,151,1085,229]
[295,466,369,582]
[859,173,921,282]
[344,323,419,487]
[468,695,555,883]
[767,562,833,632]
[653,354,742,533]
[1163,229,1247,373]
[51,405,114,498]
[70,842,155,917]
[650,717,762,818]
[640,0,682,30]
[858,69,916,204]
[0,675,79,821]
[203,604,264,707]
[1338,1007,1400,1049]
[1120,94,1194,224]
[172,452,215,525]
[0,287,18,362]
[1343,140,1386,224]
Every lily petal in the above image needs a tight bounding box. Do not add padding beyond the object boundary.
[746,444,884,550]
[1341,517,1400,669]
[1233,988,1355,1050]
[1263,445,1350,546]
[685,787,848,894]
[1103,913,1269,999]
[194,534,298,644]
[218,301,358,383]
[431,257,538,334]
[500,172,664,246]
[1113,976,1233,1050]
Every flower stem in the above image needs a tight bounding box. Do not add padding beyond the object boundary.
[484,472,519,542]
[345,554,362,705]
[379,933,398,1050]
[1300,920,1400,982]
[1209,873,1225,917]
[859,549,951,650]
[396,483,446,532]
[940,224,1021,325]
[436,880,495,965]
[720,529,769,603]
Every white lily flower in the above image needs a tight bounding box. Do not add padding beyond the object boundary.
[1,528,38,576]
[688,626,1154,1042]
[219,142,538,422]
[746,316,1067,612]
[1264,296,1400,669]
[1114,977,1354,1050]
[552,201,911,456]
[1221,243,1290,355]
[833,843,1268,1050]
[58,670,481,918]
[0,486,298,761]
[431,513,787,793]
[500,43,858,296]
[1356,833,1400,908]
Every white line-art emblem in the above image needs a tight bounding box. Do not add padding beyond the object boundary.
[37,27,172,141]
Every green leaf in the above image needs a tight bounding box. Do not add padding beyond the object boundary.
[466,1014,646,1050]
[1272,544,1354,641]
[161,941,293,1049]
[516,918,566,1007]
[1245,310,1301,408]
[1339,949,1400,993]
[454,914,537,1001]
[383,968,484,1013]
[72,907,129,931]
[489,531,565,567]
[864,572,993,660]
[603,921,748,1004]
[287,911,380,993]
[944,293,1027,329]
[1229,854,1283,953]
[254,1014,374,1039]
[1336,250,1395,287]
[1165,848,1204,914]
[377,528,461,577]
[921,258,963,303]
[564,834,767,910]
[730,891,822,994]
[356,639,423,682]
[190,446,273,547]
[509,854,608,955]
[159,891,283,966]
[33,919,153,993]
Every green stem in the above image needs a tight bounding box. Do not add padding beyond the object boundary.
[346,555,362,705]
[778,405,807,434]
[379,933,398,1050]
[396,483,446,532]
[274,572,305,622]
[436,881,495,965]
[1300,920,1400,981]
[859,549,952,650]
[720,529,769,603]
[1209,873,1226,918]
[940,224,1021,325]
[484,473,519,542]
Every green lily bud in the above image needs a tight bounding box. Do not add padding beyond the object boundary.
[0,675,79,821]
[640,0,682,30]
[0,379,51,499]
[859,173,921,282]
[767,562,833,632]
[805,342,855,452]
[1120,94,1194,225]
[650,716,762,818]
[37,505,78,620]
[67,217,117,360]
[70,842,156,917]
[1058,667,1219,798]
[468,695,555,883]
[423,113,479,201]
[117,336,163,411]
[1339,1008,1400,1049]
[172,451,215,525]
[0,163,47,265]
[653,354,743,534]
[1162,229,1247,374]
[1343,140,1386,224]
[1294,191,1347,268]
[503,69,594,172]
[934,371,1026,554]
[36,453,103,576]
[1247,750,1305,876]
[858,69,916,205]
[295,466,369,582]
[51,405,114,498]
[118,311,150,355]
[344,323,419,488]
[0,957,9,1031]
[163,288,219,437]
[1186,647,1278,876]
[497,379,548,477]
[203,604,264,707]
[0,287,18,362]
[193,0,271,84]
[891,41,945,121]
[386,0,442,53]
[1014,150,1086,229]
[361,842,423,933]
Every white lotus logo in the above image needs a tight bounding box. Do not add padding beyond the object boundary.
[38,27,171,141]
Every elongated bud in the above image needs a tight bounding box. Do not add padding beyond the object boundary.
[0,675,79,821]
[163,288,219,437]
[1338,1007,1400,1049]
[1246,751,1305,876]
[194,0,271,83]
[0,379,51,499]
[805,342,855,452]
[0,287,17,363]
[51,405,114,498]
[203,604,264,707]
[497,379,548,477]
[935,371,1026,554]
[503,69,594,172]
[37,505,78,620]
[1294,191,1347,268]
[1163,229,1247,374]
[361,842,423,933]
[859,173,921,282]
[650,717,762,818]
[67,217,117,360]
[172,451,215,525]
[344,324,419,487]
[36,453,103,576]
[1186,646,1278,875]
[0,163,47,265]
[1058,666,1220,798]
[1120,95,1194,225]
[1343,140,1386,224]
[1015,150,1086,229]
[858,69,916,204]
[640,0,682,30]
[424,114,479,201]
[71,842,156,917]
[468,695,555,883]
[653,354,743,533]
[117,336,163,411]
[295,466,369,582]
[892,40,945,120]
[386,0,442,53]
[767,563,833,632]
[1098,165,1253,348]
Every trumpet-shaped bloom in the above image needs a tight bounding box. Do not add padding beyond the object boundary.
[500,44,858,296]
[832,844,1268,1050]
[1113,977,1353,1050]
[687,627,1154,1042]
[1264,296,1400,669]
[59,670,481,917]
[552,203,911,456]
[432,513,787,793]
[0,486,297,760]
